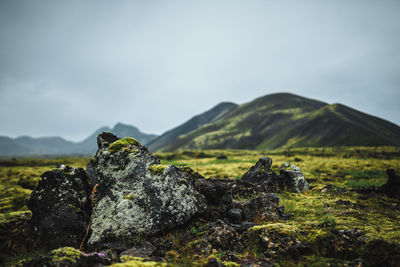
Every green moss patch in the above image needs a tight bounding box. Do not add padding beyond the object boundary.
[51,247,81,264]
[147,164,167,176]
[108,137,140,153]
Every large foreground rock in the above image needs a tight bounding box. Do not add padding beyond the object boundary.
[26,166,91,248]
[242,157,309,193]
[86,133,200,247]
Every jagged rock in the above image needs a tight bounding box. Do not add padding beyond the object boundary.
[381,169,400,197]
[120,241,156,258]
[26,166,91,249]
[240,193,285,222]
[242,157,278,185]
[241,157,309,193]
[277,163,309,193]
[86,133,201,248]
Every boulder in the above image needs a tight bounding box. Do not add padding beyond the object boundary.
[242,157,309,193]
[241,157,278,186]
[86,133,201,248]
[26,166,91,249]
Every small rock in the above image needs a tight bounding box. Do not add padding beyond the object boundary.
[381,169,400,197]
[227,208,243,224]
[120,241,156,258]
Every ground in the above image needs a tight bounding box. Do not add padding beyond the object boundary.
[0,146,399,266]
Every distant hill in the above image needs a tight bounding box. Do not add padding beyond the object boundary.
[154,93,400,151]
[0,123,158,156]
[148,102,237,151]
[77,122,158,154]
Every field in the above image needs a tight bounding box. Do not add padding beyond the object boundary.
[1,146,400,266]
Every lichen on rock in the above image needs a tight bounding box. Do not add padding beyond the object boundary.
[86,132,201,248]
[26,166,91,248]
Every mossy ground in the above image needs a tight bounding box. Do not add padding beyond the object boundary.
[1,146,400,265]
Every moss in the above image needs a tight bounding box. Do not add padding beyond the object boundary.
[108,137,140,153]
[249,222,299,236]
[222,261,240,267]
[179,179,188,186]
[50,247,81,264]
[147,164,167,176]
[123,194,134,201]
[120,255,143,262]
[179,166,194,173]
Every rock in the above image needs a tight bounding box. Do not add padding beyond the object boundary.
[227,208,243,224]
[86,133,201,248]
[206,220,240,250]
[26,166,91,249]
[276,162,310,193]
[120,241,156,258]
[242,157,278,186]
[240,193,284,222]
[381,169,400,197]
[241,157,309,193]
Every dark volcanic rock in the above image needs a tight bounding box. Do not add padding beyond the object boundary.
[86,133,201,248]
[241,157,309,193]
[381,168,400,197]
[240,193,284,222]
[26,166,91,249]
[242,157,277,185]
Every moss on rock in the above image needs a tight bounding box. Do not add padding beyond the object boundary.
[108,137,140,153]
[147,164,167,176]
[50,247,81,264]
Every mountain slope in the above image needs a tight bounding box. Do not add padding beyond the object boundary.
[156,93,400,151]
[77,123,158,154]
[0,123,158,156]
[148,102,238,151]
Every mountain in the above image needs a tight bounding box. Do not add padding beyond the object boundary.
[77,123,158,154]
[148,102,238,152]
[0,123,158,156]
[153,93,400,151]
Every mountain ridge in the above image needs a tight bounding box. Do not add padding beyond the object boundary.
[0,123,158,156]
[154,93,400,151]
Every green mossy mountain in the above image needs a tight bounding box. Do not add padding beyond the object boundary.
[148,102,237,152]
[154,93,400,151]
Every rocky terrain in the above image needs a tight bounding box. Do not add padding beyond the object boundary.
[0,134,400,266]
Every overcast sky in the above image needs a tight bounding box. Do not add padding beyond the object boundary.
[0,0,399,142]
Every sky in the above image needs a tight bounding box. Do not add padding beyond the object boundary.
[0,0,399,142]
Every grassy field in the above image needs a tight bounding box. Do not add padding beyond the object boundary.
[1,146,400,265]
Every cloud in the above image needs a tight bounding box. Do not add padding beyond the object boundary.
[0,0,399,141]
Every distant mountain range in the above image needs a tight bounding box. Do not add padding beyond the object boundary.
[149,93,400,152]
[0,123,158,156]
[1,92,399,156]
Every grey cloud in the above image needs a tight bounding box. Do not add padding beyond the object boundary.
[0,0,399,141]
